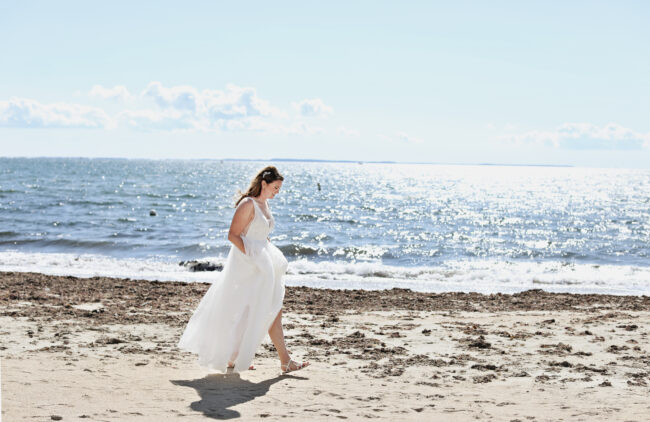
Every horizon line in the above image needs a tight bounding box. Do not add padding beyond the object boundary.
[0,155,579,168]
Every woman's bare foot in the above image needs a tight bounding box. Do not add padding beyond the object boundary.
[227,361,255,370]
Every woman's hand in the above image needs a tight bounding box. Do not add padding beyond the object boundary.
[227,199,254,254]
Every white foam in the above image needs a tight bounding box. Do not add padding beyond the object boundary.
[284,258,650,295]
[1,250,649,295]
[0,250,224,283]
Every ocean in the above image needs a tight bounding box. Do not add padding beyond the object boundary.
[1,157,649,294]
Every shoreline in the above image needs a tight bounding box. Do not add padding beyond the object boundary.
[2,271,650,420]
[1,271,649,323]
[3,250,650,296]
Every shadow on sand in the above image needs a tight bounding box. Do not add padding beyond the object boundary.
[172,372,307,419]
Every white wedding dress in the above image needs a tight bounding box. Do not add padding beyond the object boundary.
[177,197,288,373]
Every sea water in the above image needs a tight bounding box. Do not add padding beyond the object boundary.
[1,157,648,294]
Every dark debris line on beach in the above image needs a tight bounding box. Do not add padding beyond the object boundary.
[1,272,649,327]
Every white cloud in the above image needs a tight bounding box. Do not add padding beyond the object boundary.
[89,85,133,102]
[142,81,200,111]
[501,122,650,150]
[141,82,284,119]
[129,82,291,133]
[133,82,303,133]
[337,126,360,137]
[0,97,112,129]
[294,98,333,117]
[129,82,292,132]
[0,82,329,136]
[203,84,284,119]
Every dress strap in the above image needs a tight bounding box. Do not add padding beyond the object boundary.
[238,196,252,207]
[250,198,272,221]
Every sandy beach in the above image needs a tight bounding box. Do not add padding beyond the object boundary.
[1,271,649,421]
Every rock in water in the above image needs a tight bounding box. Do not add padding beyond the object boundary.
[179,260,223,272]
[149,210,157,216]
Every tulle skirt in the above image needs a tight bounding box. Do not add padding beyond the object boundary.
[177,241,288,373]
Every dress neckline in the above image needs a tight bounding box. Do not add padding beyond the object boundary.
[250,197,272,223]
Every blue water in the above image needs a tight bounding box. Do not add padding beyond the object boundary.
[1,157,649,294]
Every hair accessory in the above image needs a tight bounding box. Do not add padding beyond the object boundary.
[262,171,271,178]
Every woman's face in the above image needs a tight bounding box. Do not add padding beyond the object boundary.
[262,180,282,199]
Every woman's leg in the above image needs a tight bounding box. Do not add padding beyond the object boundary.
[268,308,291,364]
[268,308,310,371]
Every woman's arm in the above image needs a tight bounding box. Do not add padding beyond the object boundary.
[227,200,254,254]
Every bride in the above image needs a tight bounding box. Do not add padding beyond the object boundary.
[177,166,309,374]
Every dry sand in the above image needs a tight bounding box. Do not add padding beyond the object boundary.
[1,271,649,421]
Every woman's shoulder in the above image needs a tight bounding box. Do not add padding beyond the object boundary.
[236,196,254,210]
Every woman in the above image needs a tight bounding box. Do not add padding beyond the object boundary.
[177,166,309,374]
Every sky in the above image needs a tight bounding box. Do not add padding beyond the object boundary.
[1,1,650,168]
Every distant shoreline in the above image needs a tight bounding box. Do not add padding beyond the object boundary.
[0,155,574,168]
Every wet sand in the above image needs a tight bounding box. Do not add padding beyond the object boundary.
[1,271,649,421]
